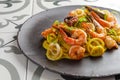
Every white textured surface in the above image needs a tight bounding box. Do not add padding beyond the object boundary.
[0,65,11,80]
[0,0,120,80]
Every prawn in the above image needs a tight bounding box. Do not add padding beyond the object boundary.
[69,45,85,60]
[81,22,106,40]
[85,6,105,19]
[91,11,116,28]
[87,13,105,33]
[59,27,87,45]
[41,28,56,38]
[104,10,117,25]
[104,36,118,49]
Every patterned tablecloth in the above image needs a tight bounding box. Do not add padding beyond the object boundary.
[0,0,120,80]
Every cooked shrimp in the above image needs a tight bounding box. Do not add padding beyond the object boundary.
[82,22,95,31]
[104,36,118,49]
[90,11,113,28]
[69,45,85,60]
[59,27,87,45]
[68,9,86,18]
[87,13,105,33]
[81,22,106,40]
[103,10,117,25]
[41,28,56,38]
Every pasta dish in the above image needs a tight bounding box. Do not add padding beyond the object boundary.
[41,6,120,61]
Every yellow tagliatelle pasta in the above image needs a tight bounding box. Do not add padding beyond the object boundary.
[89,38,105,47]
[61,47,70,59]
[69,9,86,18]
[43,40,49,49]
[87,38,105,57]
[106,28,120,43]
[47,33,58,43]
[46,43,63,61]
[90,46,105,57]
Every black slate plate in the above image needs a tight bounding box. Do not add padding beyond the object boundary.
[17,5,120,77]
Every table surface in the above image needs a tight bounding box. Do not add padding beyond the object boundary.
[0,0,120,80]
